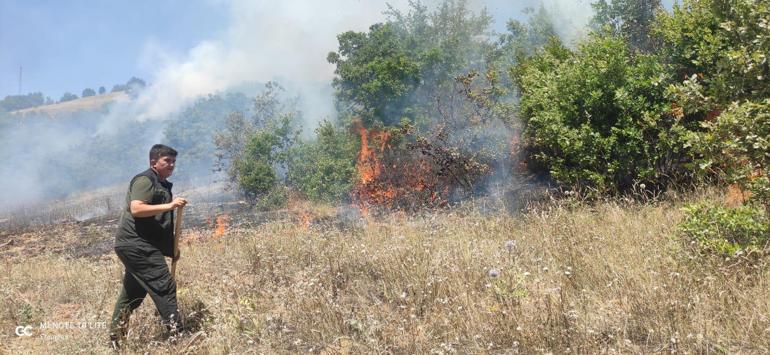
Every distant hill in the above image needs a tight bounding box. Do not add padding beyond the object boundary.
[10,91,130,117]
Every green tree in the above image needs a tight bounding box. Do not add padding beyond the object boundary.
[98,86,106,95]
[497,5,558,64]
[591,0,663,52]
[126,77,146,92]
[328,22,421,126]
[326,0,520,206]
[214,82,300,204]
[82,88,96,97]
[328,0,494,127]
[59,92,78,102]
[234,116,297,202]
[0,92,44,111]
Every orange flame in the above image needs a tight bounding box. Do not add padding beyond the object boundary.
[214,214,229,238]
[356,121,381,184]
[352,120,450,211]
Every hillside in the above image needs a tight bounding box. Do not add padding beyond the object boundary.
[10,92,130,117]
[1,194,768,353]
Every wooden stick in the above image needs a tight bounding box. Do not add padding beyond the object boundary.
[171,205,184,278]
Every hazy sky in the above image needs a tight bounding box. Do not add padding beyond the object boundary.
[0,0,570,100]
[0,0,229,99]
[1,0,673,101]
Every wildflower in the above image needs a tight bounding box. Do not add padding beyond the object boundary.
[488,268,500,278]
[505,240,516,251]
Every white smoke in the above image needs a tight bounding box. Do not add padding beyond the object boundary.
[542,0,595,45]
[0,0,602,211]
[134,0,596,123]
[134,0,416,126]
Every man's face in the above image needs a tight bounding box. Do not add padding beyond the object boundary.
[151,155,176,179]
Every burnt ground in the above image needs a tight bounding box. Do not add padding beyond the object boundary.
[0,200,252,260]
[0,179,549,260]
[0,199,370,260]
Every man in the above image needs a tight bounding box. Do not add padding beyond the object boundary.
[110,144,188,348]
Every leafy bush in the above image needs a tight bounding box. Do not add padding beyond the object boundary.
[233,117,296,202]
[252,185,290,212]
[679,203,768,256]
[287,121,358,203]
[656,0,770,110]
[214,83,300,205]
[690,99,770,202]
[514,34,690,194]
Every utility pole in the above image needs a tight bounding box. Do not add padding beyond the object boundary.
[18,66,23,95]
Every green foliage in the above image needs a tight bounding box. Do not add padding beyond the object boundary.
[232,116,297,202]
[214,83,300,205]
[240,137,277,198]
[689,100,770,206]
[329,22,421,126]
[0,92,44,111]
[82,88,96,97]
[252,185,290,212]
[679,203,768,256]
[111,77,147,93]
[328,0,494,127]
[497,6,557,68]
[515,34,688,194]
[287,121,358,203]
[656,0,770,110]
[59,92,78,102]
[591,0,663,52]
[325,0,514,205]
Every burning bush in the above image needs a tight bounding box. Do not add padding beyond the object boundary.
[351,118,502,211]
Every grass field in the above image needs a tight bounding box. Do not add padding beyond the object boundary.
[1,193,768,353]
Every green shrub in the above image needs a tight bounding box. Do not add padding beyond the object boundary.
[253,185,289,212]
[233,116,296,203]
[287,121,358,203]
[689,100,770,209]
[514,34,690,195]
[679,203,768,256]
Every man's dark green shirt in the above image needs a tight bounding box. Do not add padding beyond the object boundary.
[114,168,175,257]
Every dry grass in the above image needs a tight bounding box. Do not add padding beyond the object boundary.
[1,196,769,353]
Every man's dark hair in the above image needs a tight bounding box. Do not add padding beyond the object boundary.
[149,144,178,161]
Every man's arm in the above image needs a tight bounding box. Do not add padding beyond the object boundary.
[130,198,187,218]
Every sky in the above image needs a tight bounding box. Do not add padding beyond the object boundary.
[0,0,611,102]
[0,0,229,99]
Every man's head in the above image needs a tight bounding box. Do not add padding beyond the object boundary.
[149,144,178,180]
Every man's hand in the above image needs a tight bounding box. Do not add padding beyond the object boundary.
[130,198,188,218]
[171,197,188,209]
